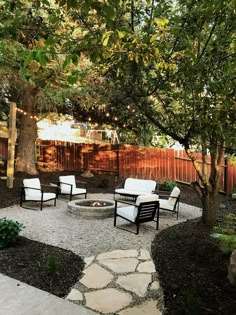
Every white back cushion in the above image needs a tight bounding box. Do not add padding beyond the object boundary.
[59,175,76,193]
[169,186,180,206]
[124,178,157,193]
[135,194,159,206]
[23,178,41,196]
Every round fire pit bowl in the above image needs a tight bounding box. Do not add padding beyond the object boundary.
[67,199,115,219]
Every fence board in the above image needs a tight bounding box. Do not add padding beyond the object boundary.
[1,137,236,193]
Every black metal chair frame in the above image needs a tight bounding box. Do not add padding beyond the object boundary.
[56,180,87,201]
[20,185,57,211]
[114,199,160,234]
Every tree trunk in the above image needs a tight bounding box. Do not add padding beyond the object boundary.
[186,143,224,227]
[201,185,219,226]
[15,85,39,175]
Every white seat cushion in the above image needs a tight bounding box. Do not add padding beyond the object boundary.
[71,188,86,195]
[159,199,175,211]
[117,206,137,222]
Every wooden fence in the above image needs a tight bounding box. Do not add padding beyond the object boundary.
[1,137,236,194]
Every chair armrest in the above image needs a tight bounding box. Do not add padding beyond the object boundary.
[75,180,87,184]
[22,186,43,194]
[23,186,43,192]
[49,183,58,188]
[41,183,57,192]
[154,183,159,192]
[75,180,87,188]
[115,199,136,206]
[58,181,73,187]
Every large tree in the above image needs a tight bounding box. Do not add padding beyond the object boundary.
[0,0,87,174]
[58,0,236,226]
[1,0,235,226]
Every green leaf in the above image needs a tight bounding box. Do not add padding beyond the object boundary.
[102,31,112,46]
[36,50,47,67]
[23,52,33,67]
[118,31,125,39]
[62,55,72,69]
[71,54,78,66]
[67,75,77,84]
[45,37,56,46]
[103,5,115,20]
[150,34,158,43]
[154,18,169,27]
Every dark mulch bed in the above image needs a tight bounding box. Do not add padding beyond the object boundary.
[152,220,236,314]
[0,236,84,297]
[0,170,236,312]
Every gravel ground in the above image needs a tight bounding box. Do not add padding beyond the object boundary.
[0,193,202,258]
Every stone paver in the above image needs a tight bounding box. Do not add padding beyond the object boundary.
[100,258,139,273]
[85,289,132,314]
[84,256,95,268]
[116,273,152,297]
[67,248,164,314]
[138,249,151,260]
[66,288,83,301]
[137,260,156,273]
[80,264,113,289]
[150,281,160,290]
[118,300,162,315]
[97,249,138,260]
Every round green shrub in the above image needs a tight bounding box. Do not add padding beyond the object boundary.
[0,217,25,249]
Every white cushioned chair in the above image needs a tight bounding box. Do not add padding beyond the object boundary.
[159,186,180,219]
[114,178,159,201]
[114,194,160,234]
[20,178,57,211]
[57,175,87,201]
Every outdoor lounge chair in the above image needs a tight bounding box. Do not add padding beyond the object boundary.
[20,178,57,211]
[114,177,159,201]
[114,194,160,234]
[57,175,87,201]
[158,186,180,219]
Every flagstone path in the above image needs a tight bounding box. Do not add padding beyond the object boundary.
[66,248,164,315]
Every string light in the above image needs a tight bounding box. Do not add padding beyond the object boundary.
[16,107,37,120]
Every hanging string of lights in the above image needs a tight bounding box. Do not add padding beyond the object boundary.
[16,107,37,120]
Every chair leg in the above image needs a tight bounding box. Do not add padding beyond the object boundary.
[54,198,56,206]
[156,208,160,230]
[114,214,117,227]
[136,223,140,235]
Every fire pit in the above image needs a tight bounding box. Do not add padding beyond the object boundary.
[67,199,115,219]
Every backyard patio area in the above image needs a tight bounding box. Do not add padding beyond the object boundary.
[0,171,236,314]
